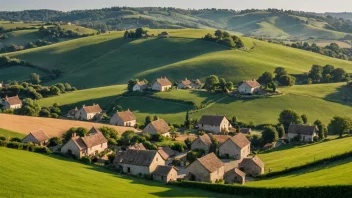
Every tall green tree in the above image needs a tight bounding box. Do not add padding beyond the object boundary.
[30,73,41,84]
[184,111,190,129]
[314,120,327,139]
[204,75,219,92]
[127,79,139,91]
[18,98,41,117]
[274,67,287,79]
[276,124,285,138]
[219,78,226,92]
[328,116,352,137]
[145,116,152,126]
[308,65,323,82]
[278,109,301,131]
[301,114,308,124]
[258,72,273,87]
[262,126,279,144]
[214,30,223,39]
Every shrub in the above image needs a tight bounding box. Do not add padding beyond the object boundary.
[313,136,319,142]
[171,142,186,152]
[6,141,20,149]
[0,140,7,147]
[81,156,92,164]
[48,137,62,147]
[10,137,22,142]
[143,174,152,180]
[0,136,6,141]
[34,146,51,153]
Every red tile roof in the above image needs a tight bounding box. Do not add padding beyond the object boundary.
[197,153,224,173]
[158,147,176,160]
[229,133,250,149]
[4,95,22,105]
[243,80,260,88]
[81,132,107,148]
[116,109,136,122]
[81,104,102,114]
[240,156,264,168]
[28,130,50,142]
[148,119,171,134]
[155,77,172,87]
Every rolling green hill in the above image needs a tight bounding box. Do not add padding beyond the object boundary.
[5,29,352,89]
[248,157,352,187]
[0,128,25,139]
[0,147,244,198]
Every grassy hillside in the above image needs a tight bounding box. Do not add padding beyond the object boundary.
[0,128,24,138]
[0,147,243,198]
[0,66,46,82]
[258,137,352,173]
[248,157,352,187]
[0,29,39,48]
[5,29,352,89]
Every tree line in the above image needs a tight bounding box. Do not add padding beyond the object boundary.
[202,30,244,49]
[305,64,349,84]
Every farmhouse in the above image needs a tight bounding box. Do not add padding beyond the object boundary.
[224,168,246,185]
[61,127,108,159]
[152,165,178,183]
[67,107,79,119]
[152,77,172,92]
[143,119,171,137]
[191,134,230,154]
[2,95,22,110]
[133,81,148,92]
[110,109,136,127]
[157,146,176,161]
[158,32,169,38]
[238,79,261,94]
[128,143,147,150]
[287,124,319,142]
[74,104,102,120]
[239,156,264,176]
[177,78,192,89]
[219,133,251,160]
[198,115,232,133]
[191,79,202,89]
[113,149,165,176]
[21,130,50,146]
[185,153,225,183]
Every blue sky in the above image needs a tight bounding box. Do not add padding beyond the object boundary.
[0,0,351,12]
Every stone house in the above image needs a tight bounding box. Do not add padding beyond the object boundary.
[239,128,252,134]
[61,127,108,159]
[114,149,165,176]
[143,119,171,137]
[177,78,192,89]
[191,79,202,89]
[238,79,261,94]
[158,32,169,38]
[224,168,246,185]
[191,133,230,154]
[21,130,50,146]
[110,109,136,127]
[2,95,22,110]
[67,107,79,119]
[287,124,319,142]
[158,146,176,164]
[152,77,172,92]
[198,115,232,133]
[152,165,178,183]
[74,104,102,120]
[239,156,264,176]
[185,153,225,183]
[133,81,148,92]
[219,133,251,160]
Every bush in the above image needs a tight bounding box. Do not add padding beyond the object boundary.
[171,142,186,152]
[0,136,6,141]
[34,146,51,153]
[10,137,22,142]
[81,156,92,164]
[49,137,62,147]
[6,141,20,149]
[143,174,152,180]
[0,140,7,147]
[313,136,319,142]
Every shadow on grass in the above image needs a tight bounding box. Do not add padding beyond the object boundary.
[324,84,352,107]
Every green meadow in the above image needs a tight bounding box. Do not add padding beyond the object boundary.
[5,29,352,88]
[0,128,25,139]
[258,137,352,173]
[0,147,247,198]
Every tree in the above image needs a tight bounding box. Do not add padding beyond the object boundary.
[127,79,139,91]
[262,126,279,144]
[301,114,308,124]
[219,78,226,92]
[135,27,146,38]
[63,127,88,142]
[308,65,323,82]
[145,116,152,126]
[55,83,66,93]
[276,124,285,138]
[231,116,237,125]
[214,30,223,39]
[50,86,61,95]
[225,81,233,91]
[184,111,190,129]
[184,138,192,149]
[99,126,118,143]
[218,37,235,47]
[267,81,277,92]
[30,73,41,84]
[258,72,273,87]
[153,115,159,121]
[124,30,129,39]
[274,67,287,79]
[323,65,335,76]
[204,75,219,92]
[332,68,347,82]
[119,130,136,146]
[328,116,352,137]
[64,83,72,91]
[314,120,326,139]
[18,98,41,116]
[278,109,301,131]
[278,74,296,86]
[48,137,62,147]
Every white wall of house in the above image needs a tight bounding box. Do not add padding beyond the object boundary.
[133,84,142,91]
[21,134,46,146]
[238,83,260,94]
[61,139,82,158]
[86,142,108,156]
[219,141,250,160]
[75,109,99,120]
[110,114,136,126]
[288,133,317,142]
[152,82,171,92]
[198,118,231,133]
[2,102,22,110]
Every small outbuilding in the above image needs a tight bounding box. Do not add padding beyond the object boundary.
[224,168,246,185]
[133,81,148,92]
[239,156,264,176]
[143,119,171,137]
[21,130,50,146]
[152,165,178,183]
[238,79,261,94]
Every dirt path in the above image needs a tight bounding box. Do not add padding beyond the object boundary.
[0,114,138,137]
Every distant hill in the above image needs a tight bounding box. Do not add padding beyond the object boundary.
[1,8,352,39]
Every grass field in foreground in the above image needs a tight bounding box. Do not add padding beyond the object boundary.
[0,128,25,139]
[0,147,247,198]
[248,157,352,187]
[258,137,352,173]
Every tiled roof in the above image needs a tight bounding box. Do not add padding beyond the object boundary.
[81,104,102,114]
[225,168,246,178]
[228,133,250,149]
[243,79,260,88]
[128,143,146,150]
[4,95,22,105]
[115,149,160,166]
[155,77,172,86]
[288,124,318,135]
[240,156,264,168]
[28,130,50,142]
[199,115,227,126]
[197,153,224,173]
[148,119,171,134]
[152,165,177,176]
[210,134,231,144]
[180,79,191,86]
[81,132,107,148]
[72,137,87,150]
[116,109,136,122]
[158,147,176,160]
